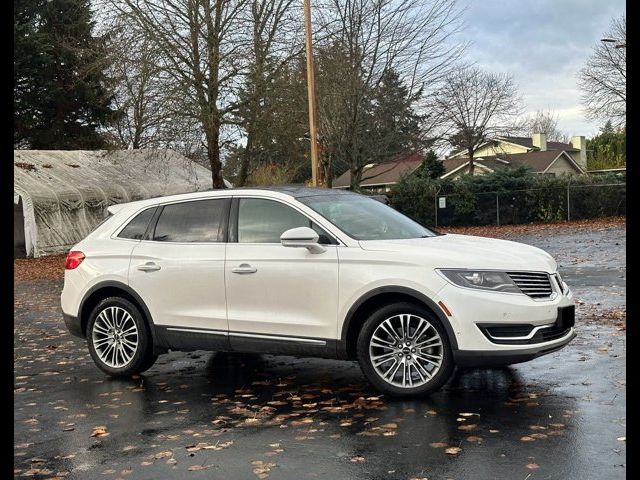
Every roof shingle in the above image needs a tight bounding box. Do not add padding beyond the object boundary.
[497,136,577,152]
[442,150,582,175]
[333,152,423,188]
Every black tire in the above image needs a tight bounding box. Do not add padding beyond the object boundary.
[356,302,454,397]
[86,296,156,378]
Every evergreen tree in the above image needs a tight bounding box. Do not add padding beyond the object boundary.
[230,59,309,186]
[415,150,445,179]
[601,120,614,134]
[14,0,116,149]
[369,69,426,162]
[586,126,626,170]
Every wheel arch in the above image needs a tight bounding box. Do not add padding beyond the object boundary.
[339,286,458,360]
[78,281,160,348]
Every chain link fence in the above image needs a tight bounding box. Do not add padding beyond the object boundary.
[390,183,626,227]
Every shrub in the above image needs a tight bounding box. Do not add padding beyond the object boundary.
[389,169,625,227]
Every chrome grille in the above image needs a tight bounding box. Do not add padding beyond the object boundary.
[507,271,553,299]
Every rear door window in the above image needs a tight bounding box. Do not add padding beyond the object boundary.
[152,199,228,242]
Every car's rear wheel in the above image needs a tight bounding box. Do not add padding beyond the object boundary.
[87,297,156,377]
[356,302,453,397]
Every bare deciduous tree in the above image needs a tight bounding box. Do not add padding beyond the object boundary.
[517,109,568,143]
[112,0,255,188]
[578,14,626,128]
[104,14,173,149]
[315,0,465,189]
[433,65,522,174]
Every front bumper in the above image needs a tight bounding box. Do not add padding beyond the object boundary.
[436,277,576,365]
[454,328,576,367]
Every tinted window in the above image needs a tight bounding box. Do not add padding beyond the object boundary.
[153,199,226,242]
[237,198,334,244]
[118,208,156,240]
[299,194,435,240]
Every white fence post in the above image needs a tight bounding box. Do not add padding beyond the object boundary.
[434,195,438,227]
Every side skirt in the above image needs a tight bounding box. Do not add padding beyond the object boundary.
[155,326,339,359]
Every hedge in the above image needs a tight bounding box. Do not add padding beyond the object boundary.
[389,167,626,227]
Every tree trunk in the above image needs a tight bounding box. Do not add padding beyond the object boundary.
[468,148,475,176]
[237,143,251,187]
[237,123,255,186]
[349,165,362,191]
[323,156,333,188]
[206,123,224,189]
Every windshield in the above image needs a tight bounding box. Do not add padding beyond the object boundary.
[299,194,436,240]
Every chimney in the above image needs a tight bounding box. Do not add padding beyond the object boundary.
[570,136,587,171]
[532,133,547,151]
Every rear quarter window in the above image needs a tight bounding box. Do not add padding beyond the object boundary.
[117,207,157,240]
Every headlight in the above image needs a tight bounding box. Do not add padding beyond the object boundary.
[438,269,521,294]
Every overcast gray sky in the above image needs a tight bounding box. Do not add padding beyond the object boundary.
[456,0,625,137]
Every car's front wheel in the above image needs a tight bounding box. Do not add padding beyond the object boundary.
[86,297,156,377]
[356,302,453,397]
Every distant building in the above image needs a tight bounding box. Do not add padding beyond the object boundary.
[332,133,586,192]
[332,153,424,192]
[445,133,586,177]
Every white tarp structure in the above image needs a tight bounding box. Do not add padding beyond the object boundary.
[14,149,229,257]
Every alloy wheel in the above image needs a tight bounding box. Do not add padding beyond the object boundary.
[91,306,139,368]
[369,314,444,388]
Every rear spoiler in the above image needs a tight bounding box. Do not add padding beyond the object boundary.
[107,204,129,215]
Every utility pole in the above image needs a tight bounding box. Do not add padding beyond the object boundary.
[304,0,321,186]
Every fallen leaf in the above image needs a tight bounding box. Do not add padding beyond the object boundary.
[153,451,173,459]
[457,424,477,431]
[90,426,109,438]
[445,447,462,455]
[188,464,211,471]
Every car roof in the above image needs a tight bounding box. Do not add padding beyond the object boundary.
[107,185,356,215]
[232,185,356,198]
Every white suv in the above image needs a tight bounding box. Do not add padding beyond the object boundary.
[61,187,576,396]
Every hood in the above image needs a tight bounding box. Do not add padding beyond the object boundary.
[358,233,557,272]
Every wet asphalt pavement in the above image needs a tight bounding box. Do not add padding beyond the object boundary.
[14,226,626,480]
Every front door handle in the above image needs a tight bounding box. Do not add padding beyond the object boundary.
[231,263,257,274]
[137,262,161,272]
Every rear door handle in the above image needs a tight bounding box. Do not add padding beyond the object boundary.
[137,262,161,272]
[231,263,257,274]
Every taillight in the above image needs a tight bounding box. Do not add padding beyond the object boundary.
[65,251,86,270]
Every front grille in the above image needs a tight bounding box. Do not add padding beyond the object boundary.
[507,271,553,299]
[484,324,534,338]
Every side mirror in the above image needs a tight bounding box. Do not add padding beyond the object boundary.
[280,227,326,254]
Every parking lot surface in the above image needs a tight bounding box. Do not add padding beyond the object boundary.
[15,223,626,479]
